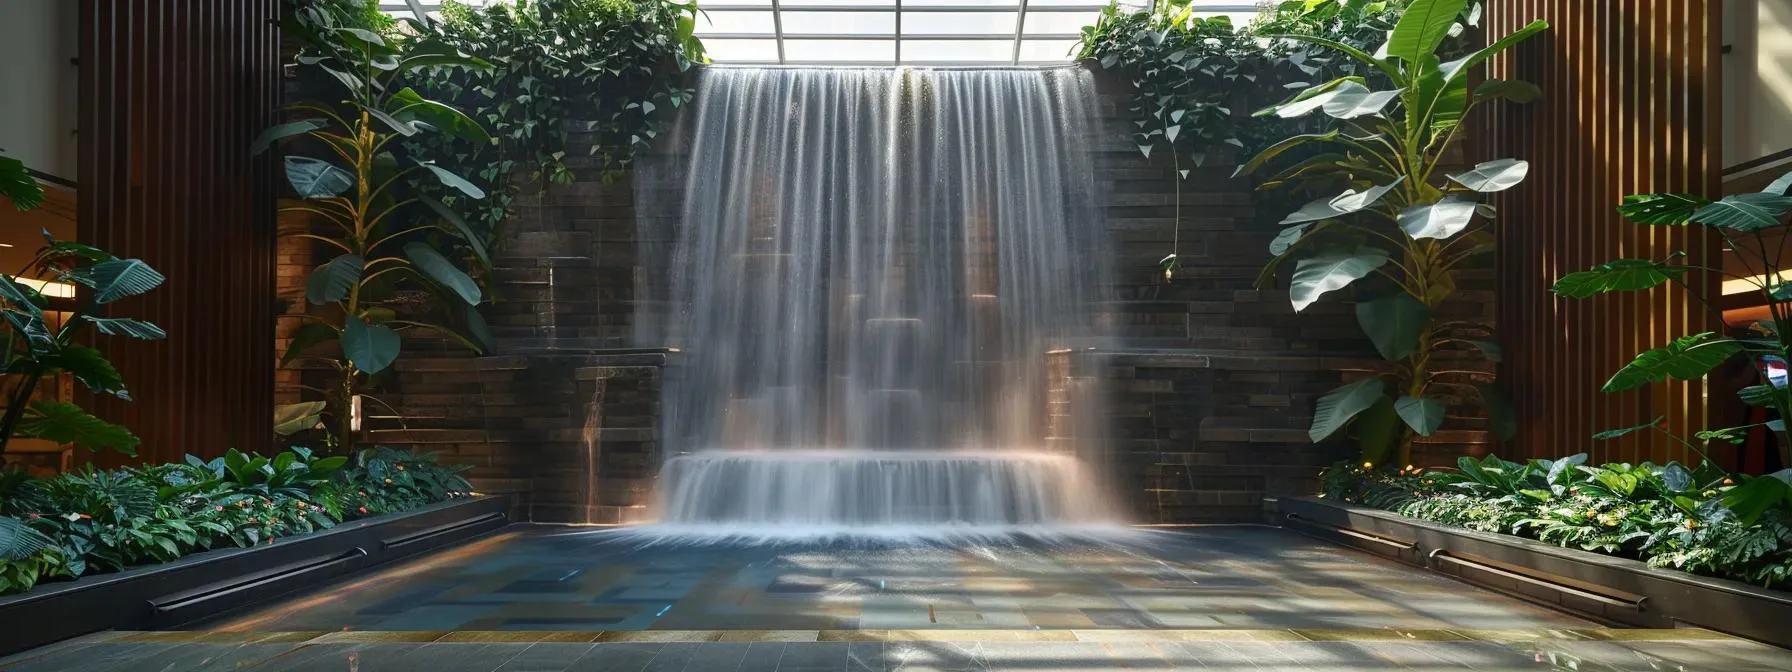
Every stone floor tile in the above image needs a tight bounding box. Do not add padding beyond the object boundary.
[491,643,599,672]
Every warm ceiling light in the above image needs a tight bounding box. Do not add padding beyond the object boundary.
[14,278,76,299]
[1720,274,1777,295]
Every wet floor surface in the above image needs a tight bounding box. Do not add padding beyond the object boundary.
[201,526,1585,632]
[5,525,1791,670]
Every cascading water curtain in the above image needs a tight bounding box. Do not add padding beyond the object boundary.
[633,66,1119,528]
[647,66,1109,451]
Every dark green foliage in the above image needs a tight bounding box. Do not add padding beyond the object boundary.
[1558,167,1792,471]
[0,446,470,596]
[403,0,705,237]
[1324,457,1792,587]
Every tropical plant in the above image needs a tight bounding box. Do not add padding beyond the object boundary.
[1552,169,1792,482]
[1078,0,1423,280]
[0,445,469,595]
[1237,0,1548,465]
[0,153,165,459]
[258,4,497,450]
[1323,453,1792,586]
[403,0,705,237]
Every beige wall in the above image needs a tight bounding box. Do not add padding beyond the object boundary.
[0,0,79,181]
[1724,0,1792,170]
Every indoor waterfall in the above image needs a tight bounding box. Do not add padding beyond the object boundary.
[636,66,1116,534]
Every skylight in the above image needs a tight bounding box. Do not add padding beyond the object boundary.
[385,1,1264,65]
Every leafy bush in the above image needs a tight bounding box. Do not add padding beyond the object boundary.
[1322,457,1792,587]
[0,446,471,595]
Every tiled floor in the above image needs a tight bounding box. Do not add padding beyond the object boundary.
[203,526,1584,632]
[4,526,1791,670]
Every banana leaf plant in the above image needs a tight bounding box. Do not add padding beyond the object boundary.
[1237,0,1548,466]
[255,5,496,451]
[1552,170,1792,477]
[0,154,164,459]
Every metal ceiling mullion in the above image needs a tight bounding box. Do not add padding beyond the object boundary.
[1011,0,1029,64]
[770,0,787,63]
[702,33,1079,40]
[895,0,902,63]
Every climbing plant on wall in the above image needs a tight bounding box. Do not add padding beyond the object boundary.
[1236,0,1548,466]
[402,0,707,237]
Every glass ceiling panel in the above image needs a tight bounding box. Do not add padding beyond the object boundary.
[388,1,1260,65]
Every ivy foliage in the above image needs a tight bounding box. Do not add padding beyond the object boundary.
[1078,0,1419,177]
[404,0,707,233]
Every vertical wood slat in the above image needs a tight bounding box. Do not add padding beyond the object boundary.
[1489,0,1723,464]
[77,1,280,466]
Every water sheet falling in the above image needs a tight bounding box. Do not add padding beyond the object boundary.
[638,66,1115,533]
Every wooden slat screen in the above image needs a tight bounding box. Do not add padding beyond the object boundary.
[1487,0,1724,464]
[77,0,281,465]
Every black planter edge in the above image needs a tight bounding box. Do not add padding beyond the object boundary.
[0,494,511,657]
[1272,496,1792,649]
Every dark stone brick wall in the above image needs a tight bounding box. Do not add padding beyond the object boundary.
[275,64,1493,523]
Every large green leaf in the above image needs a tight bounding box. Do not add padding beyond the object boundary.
[419,195,491,267]
[465,304,494,352]
[1270,33,1405,83]
[1290,248,1391,312]
[404,243,482,305]
[67,258,165,304]
[1280,177,1405,225]
[1319,81,1397,119]
[1474,383,1518,441]
[284,156,354,198]
[1356,293,1431,360]
[18,401,140,456]
[1603,333,1743,393]
[1355,396,1401,466]
[281,321,340,366]
[1592,416,1666,441]
[250,119,327,156]
[1386,0,1468,63]
[1617,193,1711,224]
[44,345,129,399]
[1473,79,1542,104]
[1448,159,1531,193]
[362,105,420,136]
[273,401,327,436]
[1552,259,1690,298]
[1233,130,1341,178]
[420,163,486,199]
[1438,19,1551,83]
[1765,169,1792,196]
[1739,383,1784,407]
[1722,469,1792,525]
[306,254,364,305]
[0,278,44,317]
[84,317,166,340]
[1255,77,1365,119]
[1398,196,1478,240]
[343,317,401,375]
[0,516,53,561]
[2,153,46,211]
[1310,378,1388,442]
[1689,192,1792,231]
[1270,222,1319,256]
[398,38,495,72]
[390,88,491,145]
[1394,395,1445,436]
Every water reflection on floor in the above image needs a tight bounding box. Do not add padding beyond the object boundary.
[207,526,1583,632]
[9,526,1792,670]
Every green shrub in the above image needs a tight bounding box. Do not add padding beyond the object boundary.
[1323,456,1792,587]
[0,446,472,596]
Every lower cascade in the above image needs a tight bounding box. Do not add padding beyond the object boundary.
[655,451,1112,529]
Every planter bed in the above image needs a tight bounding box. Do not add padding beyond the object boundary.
[0,495,509,656]
[1275,495,1792,649]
